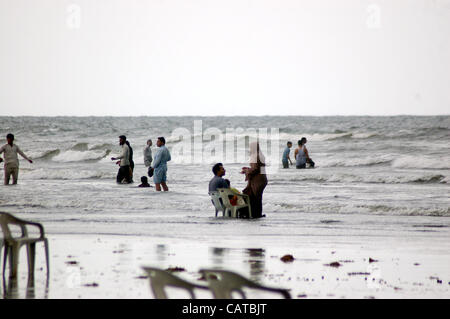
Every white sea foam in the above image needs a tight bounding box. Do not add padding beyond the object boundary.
[392,155,450,170]
[52,150,110,163]
[24,168,113,180]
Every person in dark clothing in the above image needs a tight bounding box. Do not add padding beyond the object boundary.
[125,140,134,182]
[241,141,268,218]
[138,176,151,187]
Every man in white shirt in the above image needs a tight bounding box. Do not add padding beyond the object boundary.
[0,133,33,185]
[111,135,132,183]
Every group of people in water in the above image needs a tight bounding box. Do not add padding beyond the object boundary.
[282,137,315,169]
[207,138,315,219]
[1,132,313,219]
[111,135,171,192]
[208,141,268,219]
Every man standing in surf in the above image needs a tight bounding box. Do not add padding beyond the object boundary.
[0,133,33,185]
[150,137,171,191]
[111,135,132,184]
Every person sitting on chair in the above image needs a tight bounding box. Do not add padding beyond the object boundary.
[224,179,245,206]
[208,163,229,192]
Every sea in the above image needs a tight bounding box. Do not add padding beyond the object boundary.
[0,115,449,298]
[1,115,449,233]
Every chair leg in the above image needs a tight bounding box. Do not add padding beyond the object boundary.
[9,244,20,279]
[3,244,9,279]
[27,243,36,281]
[151,285,168,299]
[0,241,3,272]
[44,239,50,279]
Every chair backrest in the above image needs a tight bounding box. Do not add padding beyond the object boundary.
[0,212,28,239]
[199,269,291,299]
[209,191,224,211]
[142,267,209,299]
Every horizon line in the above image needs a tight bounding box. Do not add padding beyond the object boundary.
[1,114,449,117]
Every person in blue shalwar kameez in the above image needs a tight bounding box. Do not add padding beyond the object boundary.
[151,137,171,191]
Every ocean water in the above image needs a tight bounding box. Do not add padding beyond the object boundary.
[1,116,449,298]
[0,115,449,240]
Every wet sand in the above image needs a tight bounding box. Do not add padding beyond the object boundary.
[2,233,449,299]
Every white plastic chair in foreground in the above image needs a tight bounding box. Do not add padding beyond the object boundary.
[142,266,210,299]
[0,212,50,281]
[217,188,252,218]
[199,269,291,299]
[208,191,227,217]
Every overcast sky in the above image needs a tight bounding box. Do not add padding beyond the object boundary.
[0,0,449,116]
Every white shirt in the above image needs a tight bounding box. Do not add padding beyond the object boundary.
[116,144,130,167]
[0,143,31,167]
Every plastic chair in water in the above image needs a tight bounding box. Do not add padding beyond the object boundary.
[142,267,210,299]
[217,188,252,218]
[199,269,291,299]
[0,212,49,280]
[208,191,227,217]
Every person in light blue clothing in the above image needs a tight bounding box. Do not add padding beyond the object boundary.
[282,141,293,168]
[150,136,171,191]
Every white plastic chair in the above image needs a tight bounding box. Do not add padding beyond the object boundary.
[208,191,227,217]
[199,269,291,299]
[142,267,210,299]
[217,188,252,218]
[0,212,49,280]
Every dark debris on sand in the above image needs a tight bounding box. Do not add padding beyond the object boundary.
[83,282,99,287]
[325,262,342,268]
[348,272,371,276]
[280,254,295,263]
[369,258,378,263]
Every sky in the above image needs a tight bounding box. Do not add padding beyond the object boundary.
[0,0,449,116]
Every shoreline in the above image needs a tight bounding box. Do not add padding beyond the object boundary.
[2,233,449,299]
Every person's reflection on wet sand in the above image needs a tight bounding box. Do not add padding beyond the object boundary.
[210,247,229,267]
[246,248,266,282]
[156,244,168,263]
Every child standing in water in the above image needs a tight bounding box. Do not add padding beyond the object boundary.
[282,141,293,168]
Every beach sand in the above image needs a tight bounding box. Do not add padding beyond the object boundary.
[2,233,449,299]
